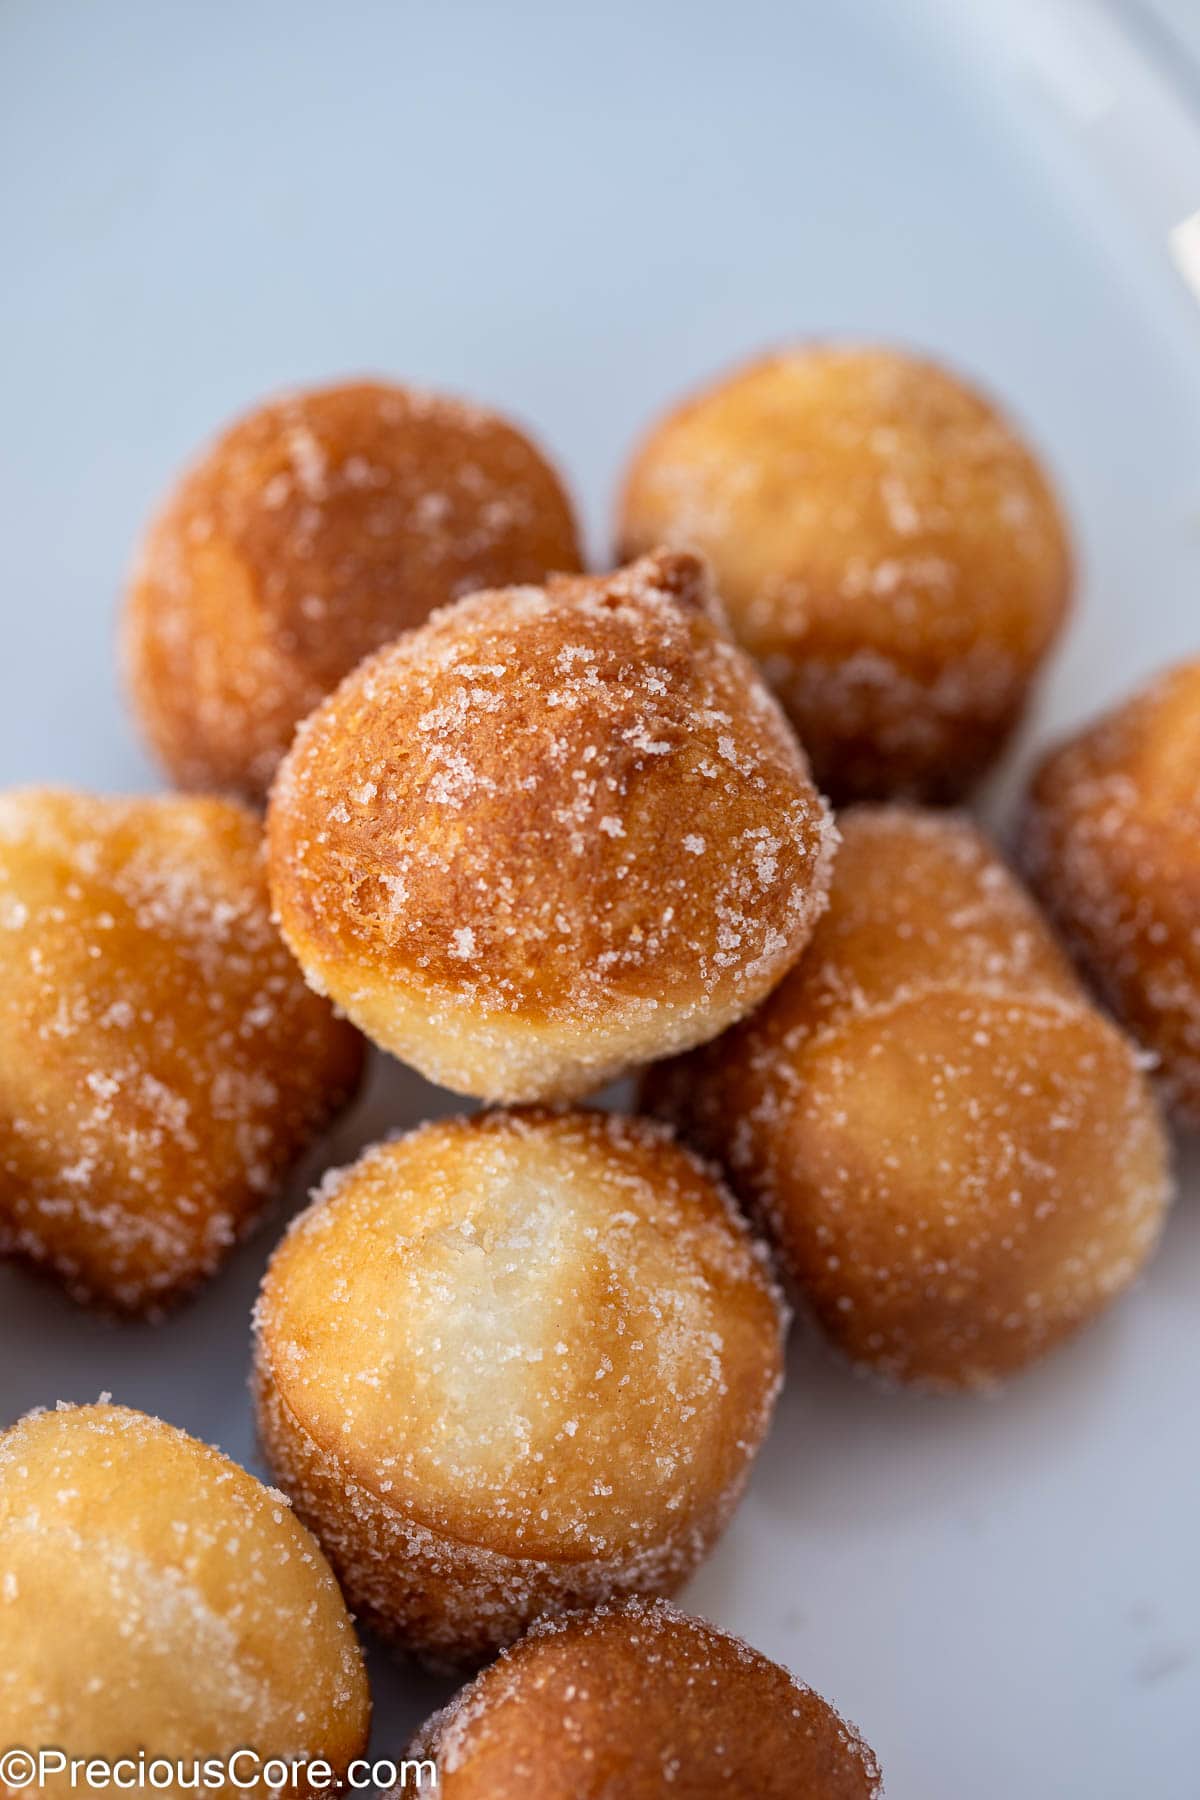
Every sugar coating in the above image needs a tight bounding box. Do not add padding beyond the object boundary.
[618,345,1072,803]
[0,790,361,1312]
[646,807,1172,1391]
[0,1403,369,1794]
[267,549,837,1102]
[124,380,582,800]
[1021,657,1200,1128]
[253,1109,787,1667]
[402,1596,881,1798]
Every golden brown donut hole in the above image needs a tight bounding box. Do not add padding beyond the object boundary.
[0,1404,370,1798]
[124,380,582,800]
[618,345,1072,803]
[0,788,362,1313]
[1021,657,1200,1128]
[645,807,1171,1390]
[402,1598,881,1799]
[266,549,836,1104]
[253,1109,786,1667]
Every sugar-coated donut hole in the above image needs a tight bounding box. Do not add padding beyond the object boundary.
[0,1404,370,1796]
[265,549,837,1103]
[645,808,1171,1390]
[0,788,362,1313]
[1021,657,1200,1127]
[618,345,1072,803]
[124,380,582,800]
[401,1598,881,1799]
[253,1109,786,1667]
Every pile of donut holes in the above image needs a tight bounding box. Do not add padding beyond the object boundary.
[2,342,1194,1796]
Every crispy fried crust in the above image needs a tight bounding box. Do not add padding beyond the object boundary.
[402,1598,880,1799]
[253,1110,786,1666]
[266,549,837,1103]
[124,380,582,800]
[1021,658,1200,1126]
[645,807,1171,1390]
[0,1404,370,1799]
[618,345,1071,802]
[0,789,362,1312]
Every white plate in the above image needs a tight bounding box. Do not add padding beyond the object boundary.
[1,1,1199,1793]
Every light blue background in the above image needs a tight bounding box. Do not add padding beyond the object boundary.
[1,3,1199,1794]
